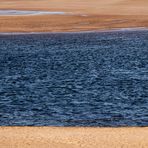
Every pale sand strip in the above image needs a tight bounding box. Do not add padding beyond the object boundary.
[0,127,148,148]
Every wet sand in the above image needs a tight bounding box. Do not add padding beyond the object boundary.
[0,127,148,148]
[0,0,148,32]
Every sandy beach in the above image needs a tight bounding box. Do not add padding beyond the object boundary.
[0,127,148,148]
[0,0,148,32]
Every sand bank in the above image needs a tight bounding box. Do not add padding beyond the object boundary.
[0,0,148,32]
[0,0,148,15]
[0,14,148,33]
[0,127,148,148]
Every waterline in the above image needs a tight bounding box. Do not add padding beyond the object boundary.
[0,27,148,35]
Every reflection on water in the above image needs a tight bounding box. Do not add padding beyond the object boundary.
[0,10,68,16]
[0,31,148,126]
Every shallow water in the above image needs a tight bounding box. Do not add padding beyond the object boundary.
[0,10,67,16]
[0,31,148,126]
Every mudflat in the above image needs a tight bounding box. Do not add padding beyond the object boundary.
[0,0,148,32]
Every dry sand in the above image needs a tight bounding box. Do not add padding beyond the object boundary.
[0,127,148,148]
[0,0,148,32]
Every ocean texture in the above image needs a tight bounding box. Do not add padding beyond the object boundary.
[0,31,148,126]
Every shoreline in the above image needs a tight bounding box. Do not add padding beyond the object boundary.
[0,127,148,148]
[0,27,148,35]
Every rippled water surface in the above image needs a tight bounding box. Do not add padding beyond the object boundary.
[0,31,148,126]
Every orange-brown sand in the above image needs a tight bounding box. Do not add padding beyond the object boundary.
[0,0,148,32]
[0,127,148,148]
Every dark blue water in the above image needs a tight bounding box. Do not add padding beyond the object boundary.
[0,31,148,126]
